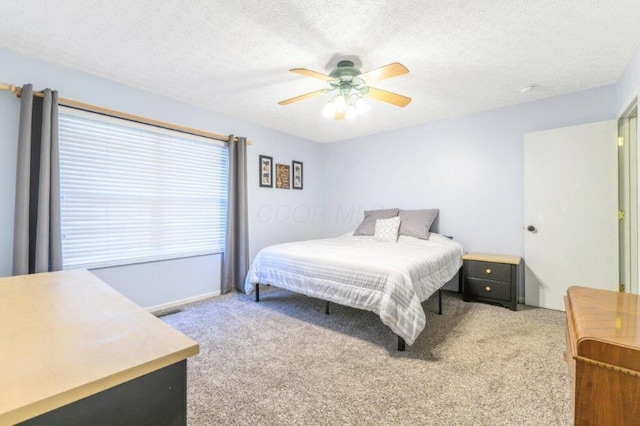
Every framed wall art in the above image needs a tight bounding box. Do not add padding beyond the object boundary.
[259,155,273,188]
[276,164,290,189]
[292,160,303,190]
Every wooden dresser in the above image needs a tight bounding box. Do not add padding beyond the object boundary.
[565,286,640,425]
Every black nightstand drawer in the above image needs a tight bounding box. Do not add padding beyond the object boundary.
[463,254,522,311]
[465,261,511,282]
[466,278,511,302]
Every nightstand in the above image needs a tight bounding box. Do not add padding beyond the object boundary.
[462,253,522,311]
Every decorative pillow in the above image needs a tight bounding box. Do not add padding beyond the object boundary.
[353,208,399,236]
[399,209,439,240]
[374,216,401,242]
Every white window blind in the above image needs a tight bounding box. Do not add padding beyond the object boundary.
[58,107,228,269]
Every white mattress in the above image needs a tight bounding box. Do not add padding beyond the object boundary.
[244,233,464,345]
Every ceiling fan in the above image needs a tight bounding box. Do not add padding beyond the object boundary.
[278,60,412,120]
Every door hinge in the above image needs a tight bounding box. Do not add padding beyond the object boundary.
[618,136,625,147]
[620,283,626,292]
[618,210,625,220]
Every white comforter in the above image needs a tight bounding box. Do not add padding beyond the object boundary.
[244,233,464,345]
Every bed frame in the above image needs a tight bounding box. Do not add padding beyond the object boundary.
[254,276,459,351]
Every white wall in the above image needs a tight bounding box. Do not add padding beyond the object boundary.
[617,44,640,113]
[0,49,324,308]
[322,86,618,257]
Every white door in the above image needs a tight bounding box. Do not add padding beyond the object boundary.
[524,120,618,311]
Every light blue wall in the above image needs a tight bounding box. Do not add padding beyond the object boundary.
[0,45,632,308]
[322,86,618,257]
[0,49,324,308]
[0,85,19,280]
[249,140,325,260]
[617,44,640,112]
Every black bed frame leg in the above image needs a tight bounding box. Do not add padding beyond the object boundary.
[324,300,330,314]
[438,288,442,315]
[398,336,406,352]
[255,283,260,302]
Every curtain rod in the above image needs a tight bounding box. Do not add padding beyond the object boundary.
[0,82,251,145]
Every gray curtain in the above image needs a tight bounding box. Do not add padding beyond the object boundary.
[222,135,249,293]
[12,84,62,275]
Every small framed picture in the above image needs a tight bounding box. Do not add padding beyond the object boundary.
[259,155,273,188]
[276,164,290,189]
[292,160,303,190]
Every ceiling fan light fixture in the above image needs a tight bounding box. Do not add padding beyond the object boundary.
[355,97,369,114]
[345,107,358,120]
[331,95,347,112]
[322,102,336,118]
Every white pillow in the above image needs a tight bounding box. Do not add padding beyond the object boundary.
[374,216,401,242]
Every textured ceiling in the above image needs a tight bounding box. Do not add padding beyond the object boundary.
[1,0,639,143]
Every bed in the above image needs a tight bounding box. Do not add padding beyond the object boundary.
[244,232,464,350]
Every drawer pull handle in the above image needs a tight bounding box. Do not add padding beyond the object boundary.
[486,268,492,274]
[485,286,491,292]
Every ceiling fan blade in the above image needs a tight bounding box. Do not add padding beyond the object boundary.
[290,68,334,81]
[359,62,409,84]
[278,90,325,106]
[364,87,412,107]
[335,111,346,120]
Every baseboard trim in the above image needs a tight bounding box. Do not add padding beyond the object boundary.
[146,291,220,314]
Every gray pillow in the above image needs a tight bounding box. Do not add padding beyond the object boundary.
[399,209,439,240]
[353,208,399,236]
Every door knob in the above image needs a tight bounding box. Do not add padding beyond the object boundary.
[527,225,536,232]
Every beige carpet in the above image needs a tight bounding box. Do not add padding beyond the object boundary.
[161,288,572,425]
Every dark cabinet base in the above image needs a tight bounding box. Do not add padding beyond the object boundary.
[20,360,187,426]
[463,256,522,311]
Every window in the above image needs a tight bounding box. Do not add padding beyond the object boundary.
[58,107,228,269]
